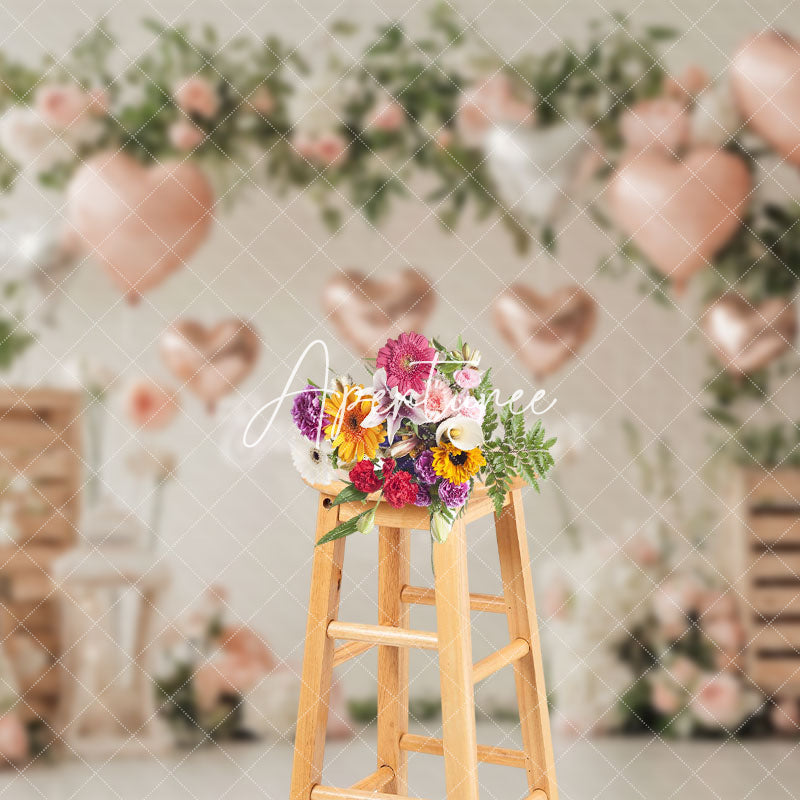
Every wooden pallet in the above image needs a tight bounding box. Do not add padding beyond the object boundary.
[735,468,800,697]
[0,389,82,725]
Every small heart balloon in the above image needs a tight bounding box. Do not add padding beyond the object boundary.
[323,268,435,358]
[67,151,214,303]
[731,31,800,166]
[485,122,588,222]
[160,319,260,412]
[492,284,597,378]
[702,294,797,375]
[608,147,750,293]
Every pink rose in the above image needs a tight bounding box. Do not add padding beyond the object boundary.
[664,65,710,100]
[314,132,348,166]
[194,653,264,712]
[457,74,533,147]
[669,656,699,690]
[35,84,95,128]
[293,132,348,167]
[292,132,317,161]
[219,625,274,672]
[435,128,454,149]
[369,101,405,132]
[541,575,570,620]
[248,85,275,115]
[690,673,744,729]
[126,379,179,430]
[625,527,662,567]
[168,119,206,151]
[700,591,738,621]
[173,77,220,119]
[703,618,745,654]
[653,575,703,639]
[454,368,481,389]
[620,98,690,153]
[86,89,109,115]
[0,713,27,763]
[770,698,800,734]
[650,676,683,716]
[452,393,486,424]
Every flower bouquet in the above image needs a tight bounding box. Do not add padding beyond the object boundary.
[289,332,556,545]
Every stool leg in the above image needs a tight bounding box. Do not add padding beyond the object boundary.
[433,518,480,800]
[377,526,411,794]
[495,490,558,800]
[290,496,346,800]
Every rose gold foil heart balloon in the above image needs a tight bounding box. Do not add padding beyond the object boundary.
[492,284,597,378]
[323,268,435,357]
[67,151,214,303]
[160,319,260,412]
[703,294,797,375]
[609,148,750,293]
[731,31,800,166]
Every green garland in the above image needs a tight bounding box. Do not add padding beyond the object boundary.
[0,8,668,248]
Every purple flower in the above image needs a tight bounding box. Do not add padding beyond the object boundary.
[414,450,437,485]
[413,484,432,507]
[291,385,329,441]
[438,479,470,509]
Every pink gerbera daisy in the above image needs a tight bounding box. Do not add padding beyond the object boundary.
[376,332,436,395]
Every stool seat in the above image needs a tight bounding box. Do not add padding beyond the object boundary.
[290,482,558,800]
[304,477,527,530]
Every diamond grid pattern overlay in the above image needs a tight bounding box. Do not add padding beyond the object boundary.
[0,0,796,798]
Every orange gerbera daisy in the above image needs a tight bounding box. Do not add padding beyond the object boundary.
[324,384,384,463]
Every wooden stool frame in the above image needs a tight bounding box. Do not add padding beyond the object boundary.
[290,479,557,800]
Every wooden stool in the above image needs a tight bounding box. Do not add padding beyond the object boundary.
[290,478,557,800]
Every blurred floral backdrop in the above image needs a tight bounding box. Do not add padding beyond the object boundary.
[0,0,795,794]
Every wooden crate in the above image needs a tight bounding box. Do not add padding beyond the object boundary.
[734,468,800,697]
[0,389,82,725]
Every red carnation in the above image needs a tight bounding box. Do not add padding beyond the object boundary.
[381,458,396,479]
[349,459,383,493]
[383,470,417,509]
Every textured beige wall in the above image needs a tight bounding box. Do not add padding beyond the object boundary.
[0,0,795,698]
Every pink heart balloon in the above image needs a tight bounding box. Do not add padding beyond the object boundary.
[322,268,435,358]
[731,31,800,166]
[160,319,260,413]
[67,151,214,303]
[609,148,751,293]
[703,294,797,375]
[492,284,597,378]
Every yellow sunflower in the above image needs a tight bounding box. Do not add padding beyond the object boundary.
[324,385,384,463]
[431,442,486,484]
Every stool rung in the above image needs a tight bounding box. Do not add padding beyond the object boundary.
[311,787,429,800]
[400,585,507,614]
[332,640,374,667]
[472,638,530,684]
[327,620,438,650]
[350,766,394,791]
[399,733,527,768]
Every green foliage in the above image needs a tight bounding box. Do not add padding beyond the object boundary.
[155,662,242,741]
[316,505,376,545]
[0,320,32,370]
[0,8,679,254]
[513,19,669,151]
[330,484,369,506]
[481,401,556,515]
[732,422,800,469]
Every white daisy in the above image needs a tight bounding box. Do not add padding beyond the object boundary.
[289,430,336,485]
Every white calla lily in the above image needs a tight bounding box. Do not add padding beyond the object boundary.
[435,415,484,450]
